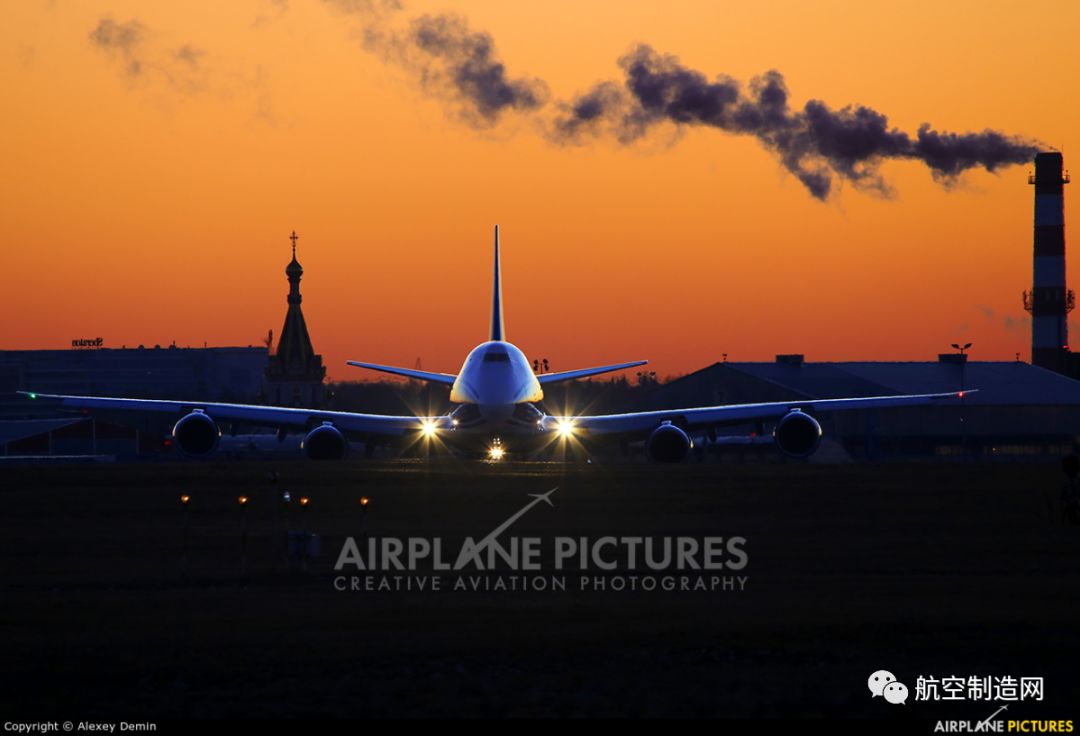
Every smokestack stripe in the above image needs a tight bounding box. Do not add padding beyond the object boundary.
[1031,152,1069,363]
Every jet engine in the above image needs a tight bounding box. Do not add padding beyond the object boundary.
[773,410,822,458]
[646,422,692,463]
[302,422,348,460]
[172,410,220,457]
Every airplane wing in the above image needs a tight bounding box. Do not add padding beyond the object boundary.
[18,391,448,436]
[537,360,649,385]
[544,390,973,437]
[345,361,457,386]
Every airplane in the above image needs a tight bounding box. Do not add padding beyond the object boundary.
[21,225,972,462]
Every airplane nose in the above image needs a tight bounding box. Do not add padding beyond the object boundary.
[478,403,513,424]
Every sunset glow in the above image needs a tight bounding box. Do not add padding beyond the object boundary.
[3,1,1077,379]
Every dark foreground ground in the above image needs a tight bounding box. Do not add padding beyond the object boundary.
[1,459,1078,720]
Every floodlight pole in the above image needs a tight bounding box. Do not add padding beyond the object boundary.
[950,343,973,458]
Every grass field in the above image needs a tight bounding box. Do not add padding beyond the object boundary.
[1,459,1078,718]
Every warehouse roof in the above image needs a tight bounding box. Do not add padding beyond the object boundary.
[714,360,1080,406]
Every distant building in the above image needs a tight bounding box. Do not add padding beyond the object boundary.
[648,354,1080,459]
[265,231,326,407]
[0,345,268,457]
[1,230,329,458]
[0,345,268,418]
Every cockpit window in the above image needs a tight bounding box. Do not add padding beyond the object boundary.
[483,352,511,363]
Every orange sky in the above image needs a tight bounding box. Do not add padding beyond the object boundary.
[2,1,1078,381]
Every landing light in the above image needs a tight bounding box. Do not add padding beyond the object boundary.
[556,418,576,439]
[421,420,439,438]
[488,445,505,461]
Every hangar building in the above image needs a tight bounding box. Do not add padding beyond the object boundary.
[647,354,1080,460]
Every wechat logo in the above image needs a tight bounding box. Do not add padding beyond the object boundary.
[868,670,909,705]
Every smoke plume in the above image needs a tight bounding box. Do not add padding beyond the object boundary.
[391,13,548,125]
[552,45,1041,199]
[101,3,1038,200]
[89,16,208,94]
[88,17,146,77]
[326,1,546,126]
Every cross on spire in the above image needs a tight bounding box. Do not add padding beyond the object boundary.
[289,230,298,258]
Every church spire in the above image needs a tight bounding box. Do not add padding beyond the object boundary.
[285,230,304,303]
[265,229,326,407]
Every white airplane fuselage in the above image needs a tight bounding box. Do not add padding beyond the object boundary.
[450,340,543,424]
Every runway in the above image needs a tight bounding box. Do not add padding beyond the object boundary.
[1,459,1077,718]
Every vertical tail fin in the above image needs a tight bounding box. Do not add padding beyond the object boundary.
[490,224,505,341]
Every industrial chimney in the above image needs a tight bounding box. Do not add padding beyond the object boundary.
[1024,152,1073,373]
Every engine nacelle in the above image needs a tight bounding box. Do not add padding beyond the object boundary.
[302,422,348,460]
[172,410,220,457]
[646,422,692,463]
[773,410,822,458]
